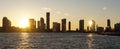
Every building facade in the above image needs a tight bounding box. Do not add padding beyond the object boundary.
[62,19,66,32]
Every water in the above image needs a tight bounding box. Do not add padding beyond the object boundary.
[0,32,120,49]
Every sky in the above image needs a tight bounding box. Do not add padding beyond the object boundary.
[0,0,120,30]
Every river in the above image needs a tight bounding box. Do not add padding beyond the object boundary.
[0,32,120,49]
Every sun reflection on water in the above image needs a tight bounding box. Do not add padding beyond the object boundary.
[88,33,93,37]
[17,33,30,49]
[87,33,94,49]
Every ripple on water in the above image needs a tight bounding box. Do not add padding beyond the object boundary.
[0,33,120,49]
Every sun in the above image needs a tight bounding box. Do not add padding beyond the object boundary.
[19,19,29,28]
[89,20,93,27]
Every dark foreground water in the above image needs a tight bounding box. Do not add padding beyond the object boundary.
[0,32,120,49]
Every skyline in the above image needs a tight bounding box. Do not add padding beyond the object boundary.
[0,0,120,30]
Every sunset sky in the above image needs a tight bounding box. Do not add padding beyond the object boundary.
[0,0,120,30]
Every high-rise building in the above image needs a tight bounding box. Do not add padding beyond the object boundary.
[29,19,36,31]
[107,19,111,27]
[105,19,112,32]
[90,20,95,32]
[40,17,45,31]
[62,19,66,32]
[37,21,40,29]
[79,20,84,32]
[46,12,50,31]
[53,22,60,32]
[87,26,89,31]
[114,23,120,32]
[68,21,71,31]
[2,17,11,31]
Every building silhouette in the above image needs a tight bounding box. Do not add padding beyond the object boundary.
[90,20,95,32]
[97,27,104,33]
[114,23,120,32]
[29,19,36,32]
[68,21,71,31]
[62,18,66,32]
[87,26,89,32]
[2,17,11,31]
[37,21,40,30]
[79,20,84,32]
[53,22,60,32]
[38,17,45,32]
[107,19,111,27]
[105,19,112,32]
[46,12,50,31]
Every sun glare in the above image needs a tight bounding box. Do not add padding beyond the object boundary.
[19,19,29,28]
[89,20,93,27]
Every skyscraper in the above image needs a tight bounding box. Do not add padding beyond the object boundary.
[79,20,84,32]
[90,20,95,32]
[107,19,111,27]
[2,17,11,31]
[29,19,36,31]
[114,23,120,32]
[53,22,60,32]
[62,18,66,32]
[40,17,45,31]
[46,12,50,31]
[68,21,71,31]
[37,21,40,29]
[105,19,112,32]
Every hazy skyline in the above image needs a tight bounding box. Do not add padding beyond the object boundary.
[0,0,120,30]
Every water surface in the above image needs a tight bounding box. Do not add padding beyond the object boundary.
[0,32,120,49]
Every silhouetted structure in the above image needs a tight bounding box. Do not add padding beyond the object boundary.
[87,26,89,32]
[79,20,84,32]
[62,19,66,32]
[114,23,120,32]
[46,12,50,31]
[2,17,11,31]
[97,27,104,33]
[38,17,45,32]
[68,21,71,31]
[29,19,36,32]
[107,19,111,27]
[38,21,40,29]
[90,20,95,32]
[105,19,112,32]
[53,22,60,32]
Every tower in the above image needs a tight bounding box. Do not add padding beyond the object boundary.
[79,20,84,32]
[62,19,66,32]
[46,12,50,31]
[68,21,71,31]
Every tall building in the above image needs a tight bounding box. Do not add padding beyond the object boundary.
[87,26,89,31]
[37,21,40,29]
[90,20,95,32]
[105,19,112,32]
[79,20,84,32]
[46,12,50,31]
[53,22,60,32]
[29,19,36,31]
[2,17,11,31]
[68,21,71,31]
[107,19,111,27]
[40,17,45,31]
[114,23,120,32]
[62,19,66,32]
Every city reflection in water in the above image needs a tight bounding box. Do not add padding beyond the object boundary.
[87,33,94,49]
[17,33,30,49]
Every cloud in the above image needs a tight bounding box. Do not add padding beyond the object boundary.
[41,7,52,12]
[64,13,69,16]
[102,6,108,11]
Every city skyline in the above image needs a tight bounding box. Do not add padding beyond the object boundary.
[0,0,120,30]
